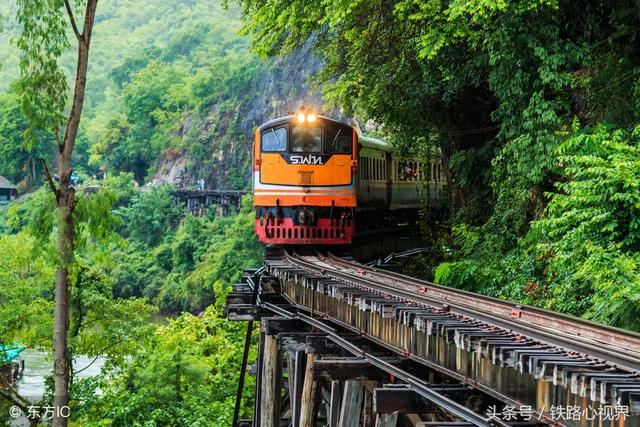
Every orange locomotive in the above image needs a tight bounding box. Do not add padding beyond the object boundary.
[253,111,446,244]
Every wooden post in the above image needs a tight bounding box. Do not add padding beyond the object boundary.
[253,331,265,427]
[260,333,281,427]
[363,386,373,427]
[375,414,398,427]
[299,353,318,427]
[288,351,306,426]
[328,380,341,427]
[338,380,364,427]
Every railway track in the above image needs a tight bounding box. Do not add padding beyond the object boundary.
[308,251,640,373]
[269,248,639,423]
[228,247,640,426]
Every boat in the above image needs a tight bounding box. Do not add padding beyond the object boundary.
[0,344,26,385]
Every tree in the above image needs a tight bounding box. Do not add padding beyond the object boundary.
[15,0,99,425]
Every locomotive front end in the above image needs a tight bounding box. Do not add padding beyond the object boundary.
[253,112,357,244]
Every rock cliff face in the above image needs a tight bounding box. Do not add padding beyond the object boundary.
[152,51,346,190]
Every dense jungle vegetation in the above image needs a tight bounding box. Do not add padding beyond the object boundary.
[0,184,262,425]
[1,0,640,425]
[0,1,263,425]
[236,0,640,330]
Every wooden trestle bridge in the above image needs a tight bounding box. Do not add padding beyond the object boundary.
[226,248,640,427]
[171,189,246,216]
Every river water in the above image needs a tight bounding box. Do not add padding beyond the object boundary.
[7,350,105,426]
[17,349,106,402]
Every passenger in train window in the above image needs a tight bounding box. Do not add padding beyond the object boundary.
[403,162,413,181]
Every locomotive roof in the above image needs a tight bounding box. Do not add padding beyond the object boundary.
[258,115,354,131]
[257,115,393,151]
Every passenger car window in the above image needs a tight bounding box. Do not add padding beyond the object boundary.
[261,127,287,152]
[291,127,322,152]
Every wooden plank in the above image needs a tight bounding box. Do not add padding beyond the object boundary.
[313,358,391,381]
[401,414,424,427]
[262,318,309,335]
[373,387,433,414]
[363,386,373,427]
[306,335,343,354]
[328,380,341,427]
[226,292,254,305]
[277,332,324,352]
[288,351,305,426]
[299,353,318,427]
[338,380,364,427]
[232,283,253,292]
[375,414,398,427]
[305,334,361,354]
[260,334,281,427]
[254,332,265,427]
[227,305,271,321]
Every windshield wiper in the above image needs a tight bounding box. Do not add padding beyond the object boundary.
[330,129,342,151]
[270,128,282,149]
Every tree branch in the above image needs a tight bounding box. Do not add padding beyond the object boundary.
[54,126,64,154]
[0,374,35,414]
[40,159,59,196]
[63,0,83,43]
[72,339,123,376]
[78,316,106,330]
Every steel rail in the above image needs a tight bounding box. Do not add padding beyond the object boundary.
[282,251,640,373]
[319,252,640,369]
[260,301,508,427]
[323,252,640,351]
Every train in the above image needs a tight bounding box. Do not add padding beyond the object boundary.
[253,110,448,245]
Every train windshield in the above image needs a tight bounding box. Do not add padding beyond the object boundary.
[325,126,352,154]
[291,126,322,152]
[261,127,287,152]
[260,120,353,154]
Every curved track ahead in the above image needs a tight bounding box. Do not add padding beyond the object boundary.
[285,249,640,373]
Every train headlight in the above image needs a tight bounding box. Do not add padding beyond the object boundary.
[307,113,317,123]
[296,112,306,123]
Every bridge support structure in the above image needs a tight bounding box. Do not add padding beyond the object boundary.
[227,271,508,427]
[171,189,246,217]
[227,251,640,427]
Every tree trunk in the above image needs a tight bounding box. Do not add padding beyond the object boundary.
[52,2,97,426]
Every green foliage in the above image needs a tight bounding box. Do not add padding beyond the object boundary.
[1,0,262,188]
[236,0,640,331]
[0,91,52,186]
[112,193,263,313]
[83,18,265,184]
[530,126,640,328]
[0,233,53,346]
[116,186,184,247]
[77,302,256,427]
[434,260,493,293]
[14,0,69,141]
